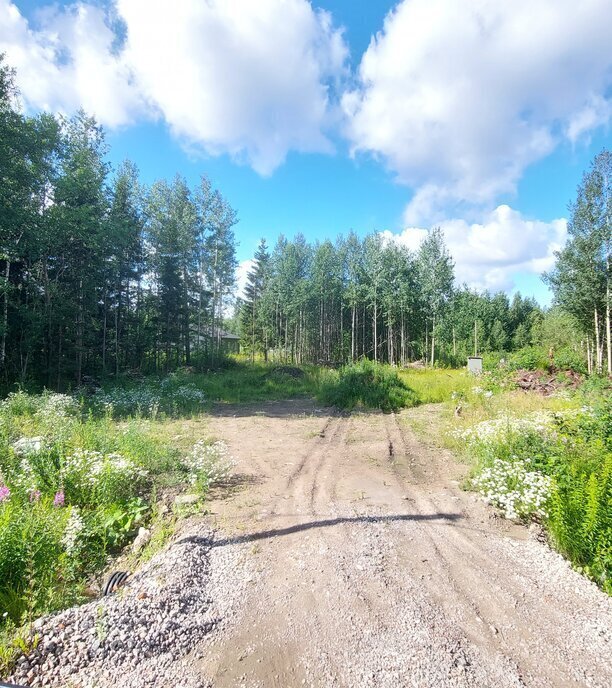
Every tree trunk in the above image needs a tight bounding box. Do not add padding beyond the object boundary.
[430,316,436,367]
[373,298,378,362]
[351,304,356,362]
[0,259,9,369]
[595,307,602,374]
[102,287,107,374]
[76,279,84,386]
[606,281,611,375]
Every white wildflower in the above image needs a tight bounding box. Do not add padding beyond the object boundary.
[12,436,44,456]
[62,507,85,554]
[184,440,234,490]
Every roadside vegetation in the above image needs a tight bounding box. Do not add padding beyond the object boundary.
[0,388,233,672]
[435,369,611,594]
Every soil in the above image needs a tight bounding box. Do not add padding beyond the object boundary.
[182,399,612,687]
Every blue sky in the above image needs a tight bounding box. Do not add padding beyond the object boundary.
[2,0,611,304]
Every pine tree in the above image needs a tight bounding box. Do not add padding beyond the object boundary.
[241,239,270,362]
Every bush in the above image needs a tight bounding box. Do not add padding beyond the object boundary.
[506,346,549,371]
[318,360,419,412]
[553,347,587,374]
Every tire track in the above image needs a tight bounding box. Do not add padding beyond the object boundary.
[379,411,602,687]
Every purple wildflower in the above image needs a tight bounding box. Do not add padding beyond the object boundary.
[53,490,65,507]
[29,489,42,503]
[0,485,10,502]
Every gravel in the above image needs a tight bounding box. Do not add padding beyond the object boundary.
[7,524,252,688]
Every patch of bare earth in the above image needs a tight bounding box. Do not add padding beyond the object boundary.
[17,399,609,687]
[180,399,611,687]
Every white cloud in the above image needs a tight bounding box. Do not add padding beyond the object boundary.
[344,0,612,223]
[116,0,347,174]
[235,259,255,300]
[0,0,141,126]
[0,0,348,174]
[382,205,567,293]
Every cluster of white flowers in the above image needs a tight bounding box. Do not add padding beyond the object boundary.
[38,393,78,419]
[12,456,37,492]
[93,383,206,417]
[170,384,207,405]
[61,449,147,486]
[455,411,556,445]
[12,436,44,456]
[183,440,234,489]
[472,458,553,521]
[62,506,85,554]
[470,386,494,398]
[0,391,77,420]
[93,388,161,417]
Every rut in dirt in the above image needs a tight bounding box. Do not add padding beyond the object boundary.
[194,403,612,688]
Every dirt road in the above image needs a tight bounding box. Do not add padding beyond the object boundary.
[192,400,611,687]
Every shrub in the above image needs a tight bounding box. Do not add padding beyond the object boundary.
[318,360,419,412]
[553,347,587,374]
[506,346,549,371]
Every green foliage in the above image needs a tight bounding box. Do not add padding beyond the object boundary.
[318,360,419,412]
[0,390,183,633]
[506,346,549,371]
[554,347,587,374]
[460,394,612,593]
[544,149,610,375]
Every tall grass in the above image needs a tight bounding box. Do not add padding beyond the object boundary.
[397,368,475,404]
[317,360,419,412]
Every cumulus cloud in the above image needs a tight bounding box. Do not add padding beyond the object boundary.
[381,205,567,293]
[0,0,348,173]
[0,0,140,126]
[116,0,347,174]
[344,0,612,223]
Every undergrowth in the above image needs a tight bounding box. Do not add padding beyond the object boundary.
[317,360,419,412]
[0,390,232,673]
[450,379,611,594]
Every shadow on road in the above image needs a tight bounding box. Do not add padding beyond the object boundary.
[178,512,462,548]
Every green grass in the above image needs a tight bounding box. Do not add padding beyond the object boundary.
[397,368,475,404]
[317,360,419,412]
[191,363,320,404]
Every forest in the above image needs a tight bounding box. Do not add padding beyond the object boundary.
[1,51,611,391]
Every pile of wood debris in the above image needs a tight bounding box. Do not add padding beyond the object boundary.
[514,369,583,395]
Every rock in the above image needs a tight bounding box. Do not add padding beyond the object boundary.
[132,527,152,554]
[173,494,200,506]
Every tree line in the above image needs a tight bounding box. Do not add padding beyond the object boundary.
[240,151,610,373]
[239,230,545,367]
[1,57,237,389]
[2,51,609,387]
